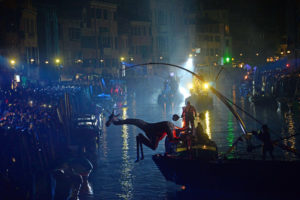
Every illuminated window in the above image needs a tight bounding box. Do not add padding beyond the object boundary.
[225,25,230,34]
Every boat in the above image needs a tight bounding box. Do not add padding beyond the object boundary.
[153,126,300,196]
[185,81,213,111]
[153,154,300,194]
[185,92,213,111]
[157,82,183,107]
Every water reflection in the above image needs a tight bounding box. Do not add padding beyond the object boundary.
[227,112,234,159]
[283,111,296,160]
[117,106,134,199]
[205,111,211,139]
[100,119,108,160]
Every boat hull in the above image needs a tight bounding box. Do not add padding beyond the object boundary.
[153,154,300,194]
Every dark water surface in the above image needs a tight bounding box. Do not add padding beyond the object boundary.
[86,84,300,200]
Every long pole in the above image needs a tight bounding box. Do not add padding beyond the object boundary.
[125,62,248,135]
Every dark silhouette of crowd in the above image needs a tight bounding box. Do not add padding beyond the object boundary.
[0,83,91,199]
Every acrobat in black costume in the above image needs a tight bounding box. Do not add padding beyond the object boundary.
[106,112,181,161]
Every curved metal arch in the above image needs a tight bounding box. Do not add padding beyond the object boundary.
[124,62,248,135]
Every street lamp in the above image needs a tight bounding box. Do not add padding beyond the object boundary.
[130,58,134,61]
[10,59,16,66]
[55,58,61,65]
[45,60,49,64]
[30,58,35,63]
[120,57,125,61]
[76,59,82,63]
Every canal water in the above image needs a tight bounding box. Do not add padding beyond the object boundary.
[86,83,300,199]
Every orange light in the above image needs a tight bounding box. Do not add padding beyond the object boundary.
[286,64,290,68]
[181,185,186,190]
[244,75,248,80]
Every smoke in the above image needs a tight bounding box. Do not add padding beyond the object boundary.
[177,57,194,106]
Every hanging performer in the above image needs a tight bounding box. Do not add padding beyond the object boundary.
[106,111,185,162]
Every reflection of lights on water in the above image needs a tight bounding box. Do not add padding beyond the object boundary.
[205,111,211,139]
[118,106,133,199]
[283,112,296,159]
[162,103,167,120]
[122,107,128,150]
[101,119,108,159]
[227,112,234,156]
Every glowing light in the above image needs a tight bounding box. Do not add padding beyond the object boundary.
[12,157,16,163]
[287,50,291,54]
[45,60,49,64]
[189,54,193,58]
[244,75,248,80]
[160,56,163,60]
[181,185,186,190]
[231,57,234,61]
[203,83,209,90]
[14,75,20,83]
[55,58,61,64]
[178,58,194,105]
[286,64,290,68]
[256,53,259,56]
[187,83,193,90]
[130,58,134,61]
[215,54,218,57]
[30,58,34,63]
[10,59,16,66]
[280,52,284,55]
[120,57,125,61]
[225,57,230,63]
[100,59,104,63]
[185,58,194,71]
[179,86,190,99]
[240,53,243,56]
